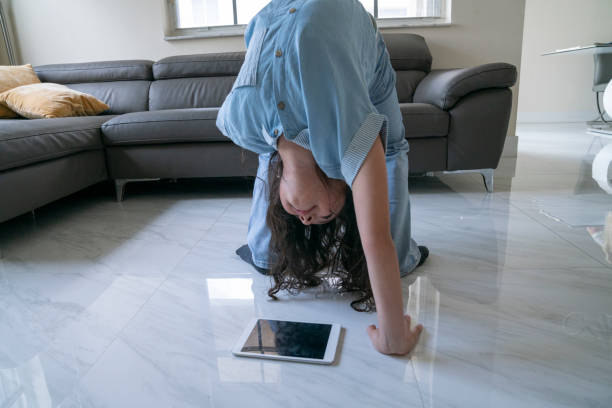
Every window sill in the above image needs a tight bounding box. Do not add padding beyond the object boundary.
[377,17,452,29]
[165,25,247,41]
[164,18,452,41]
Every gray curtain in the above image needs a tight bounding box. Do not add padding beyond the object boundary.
[0,0,16,65]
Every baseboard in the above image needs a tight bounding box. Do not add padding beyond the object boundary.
[517,111,607,123]
[502,135,518,157]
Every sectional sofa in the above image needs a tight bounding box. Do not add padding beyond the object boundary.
[0,33,517,223]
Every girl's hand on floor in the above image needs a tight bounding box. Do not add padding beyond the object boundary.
[366,314,423,356]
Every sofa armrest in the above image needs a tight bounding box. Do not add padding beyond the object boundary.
[413,62,517,110]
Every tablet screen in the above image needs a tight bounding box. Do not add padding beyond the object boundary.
[240,319,332,359]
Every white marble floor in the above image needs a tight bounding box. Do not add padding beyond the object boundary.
[1,123,611,408]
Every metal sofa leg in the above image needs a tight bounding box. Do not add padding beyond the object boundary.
[115,179,127,202]
[114,178,161,202]
[480,169,494,193]
[442,168,495,193]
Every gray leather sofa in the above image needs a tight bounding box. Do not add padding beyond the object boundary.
[0,33,517,223]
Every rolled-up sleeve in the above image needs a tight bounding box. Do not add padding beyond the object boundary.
[293,2,388,187]
[216,19,253,139]
[216,90,276,155]
[215,13,276,156]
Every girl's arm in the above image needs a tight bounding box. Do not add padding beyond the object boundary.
[351,135,423,355]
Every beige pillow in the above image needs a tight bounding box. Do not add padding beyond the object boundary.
[0,82,109,119]
[0,64,41,118]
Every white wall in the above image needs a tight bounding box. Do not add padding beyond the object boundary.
[9,0,246,65]
[9,0,525,150]
[517,0,612,123]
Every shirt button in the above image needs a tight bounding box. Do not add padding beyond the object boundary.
[289,8,296,13]
[277,101,285,110]
[273,129,279,136]
[275,49,283,57]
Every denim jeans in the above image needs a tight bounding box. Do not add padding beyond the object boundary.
[246,87,421,277]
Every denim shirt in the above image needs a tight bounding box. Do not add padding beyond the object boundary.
[216,0,397,187]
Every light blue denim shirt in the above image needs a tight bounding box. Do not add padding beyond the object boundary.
[216,0,397,187]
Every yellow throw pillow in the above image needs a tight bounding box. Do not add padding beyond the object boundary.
[0,64,41,118]
[0,83,109,119]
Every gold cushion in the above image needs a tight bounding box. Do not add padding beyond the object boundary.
[0,64,41,118]
[0,83,110,119]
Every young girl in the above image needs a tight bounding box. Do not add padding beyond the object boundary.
[217,0,427,356]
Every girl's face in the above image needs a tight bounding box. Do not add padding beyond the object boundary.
[279,166,346,225]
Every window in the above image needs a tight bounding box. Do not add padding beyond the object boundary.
[359,0,443,19]
[173,0,270,27]
[164,0,450,40]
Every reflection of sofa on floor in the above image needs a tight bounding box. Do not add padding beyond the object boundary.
[0,33,517,224]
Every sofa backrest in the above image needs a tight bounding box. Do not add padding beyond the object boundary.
[34,60,153,114]
[149,53,244,110]
[148,33,431,109]
[30,33,430,114]
[382,33,432,103]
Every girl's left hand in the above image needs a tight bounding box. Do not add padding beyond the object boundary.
[366,314,423,356]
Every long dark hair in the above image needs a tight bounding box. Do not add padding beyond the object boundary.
[265,152,375,312]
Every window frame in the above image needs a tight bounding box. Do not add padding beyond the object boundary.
[163,0,452,41]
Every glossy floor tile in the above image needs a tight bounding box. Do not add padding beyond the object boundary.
[1,124,611,407]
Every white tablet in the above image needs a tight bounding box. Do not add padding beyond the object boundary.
[232,318,341,365]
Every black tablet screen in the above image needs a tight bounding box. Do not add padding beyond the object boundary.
[241,319,332,359]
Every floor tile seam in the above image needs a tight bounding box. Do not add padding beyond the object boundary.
[415,342,611,390]
[514,172,590,176]
[54,271,174,407]
[412,194,513,211]
[469,265,611,271]
[52,216,212,406]
[507,200,611,269]
[100,197,221,330]
[187,200,236,239]
[409,359,427,408]
[198,199,236,235]
[189,199,236,246]
[163,198,236,279]
[57,200,240,405]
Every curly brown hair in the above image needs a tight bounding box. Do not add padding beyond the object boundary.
[265,151,375,312]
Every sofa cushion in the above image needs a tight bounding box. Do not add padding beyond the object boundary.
[149,77,236,110]
[33,60,153,114]
[413,63,518,110]
[100,108,228,146]
[382,33,432,72]
[0,115,114,172]
[0,64,42,118]
[400,103,449,139]
[66,81,151,114]
[153,52,245,79]
[34,60,153,83]
[0,83,110,119]
[395,70,427,103]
